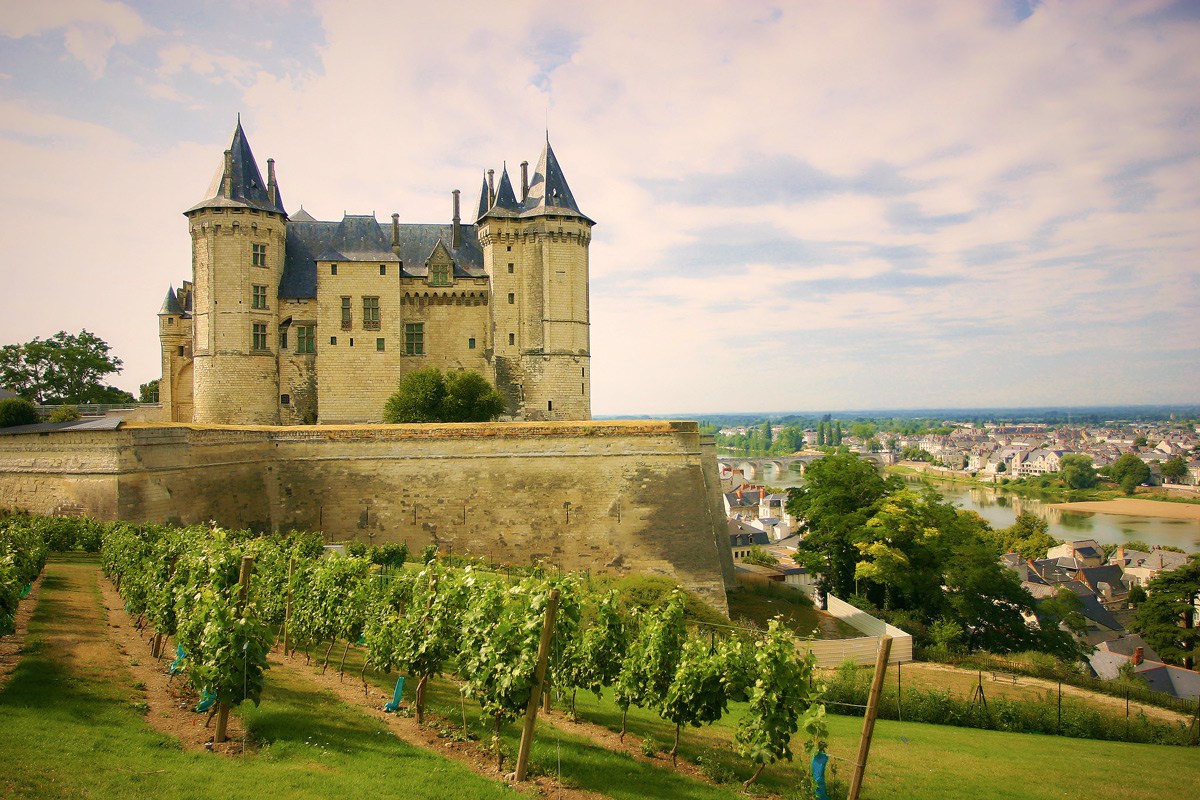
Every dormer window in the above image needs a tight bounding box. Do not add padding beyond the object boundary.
[430,264,452,286]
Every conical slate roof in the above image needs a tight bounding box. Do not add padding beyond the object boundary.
[522,139,589,221]
[477,139,592,225]
[158,286,182,315]
[186,119,287,216]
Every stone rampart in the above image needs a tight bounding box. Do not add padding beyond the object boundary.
[0,420,734,612]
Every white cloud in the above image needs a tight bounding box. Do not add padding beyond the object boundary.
[0,0,152,77]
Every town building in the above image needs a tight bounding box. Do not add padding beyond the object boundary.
[159,120,593,425]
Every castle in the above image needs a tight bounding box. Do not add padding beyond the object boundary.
[158,121,593,425]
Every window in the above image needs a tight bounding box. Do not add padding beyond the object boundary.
[252,284,268,309]
[508,333,515,346]
[252,243,267,267]
[405,323,424,355]
[507,263,514,274]
[548,400,553,412]
[379,265,387,276]
[376,338,385,351]
[363,296,380,330]
[431,264,451,286]
[331,264,338,275]
[506,246,512,252]
[252,322,268,351]
[508,292,515,304]
[167,318,174,325]
[177,346,185,357]
[341,296,351,329]
[330,336,337,346]
[468,337,476,349]
[280,394,290,405]
[280,331,288,349]
[296,325,315,354]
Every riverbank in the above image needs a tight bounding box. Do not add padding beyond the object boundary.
[1049,498,1200,521]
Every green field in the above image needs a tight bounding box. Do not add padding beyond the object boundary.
[2,556,1198,800]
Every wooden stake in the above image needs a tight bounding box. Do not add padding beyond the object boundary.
[848,635,892,800]
[515,588,560,782]
[216,555,254,745]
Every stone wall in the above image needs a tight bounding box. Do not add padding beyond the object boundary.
[0,420,734,612]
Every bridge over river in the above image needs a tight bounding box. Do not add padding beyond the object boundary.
[718,453,890,481]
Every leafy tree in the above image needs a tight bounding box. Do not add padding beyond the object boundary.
[0,397,38,428]
[987,512,1061,560]
[1058,453,1097,489]
[742,546,778,567]
[1133,556,1200,670]
[139,379,160,403]
[382,367,505,423]
[0,330,126,404]
[1160,456,1188,483]
[1109,453,1151,494]
[787,452,897,598]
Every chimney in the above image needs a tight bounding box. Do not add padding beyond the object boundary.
[451,189,461,249]
[267,158,277,205]
[1133,647,1144,666]
[520,161,529,202]
[487,169,495,207]
[391,213,400,256]
[222,149,234,198]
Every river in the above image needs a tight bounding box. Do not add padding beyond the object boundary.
[757,466,1200,553]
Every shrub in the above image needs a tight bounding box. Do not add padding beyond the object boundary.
[0,398,38,428]
[47,406,81,423]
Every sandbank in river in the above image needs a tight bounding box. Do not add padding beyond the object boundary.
[1049,498,1200,521]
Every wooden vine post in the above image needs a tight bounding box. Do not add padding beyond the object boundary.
[215,555,255,744]
[515,588,560,782]
[848,635,892,800]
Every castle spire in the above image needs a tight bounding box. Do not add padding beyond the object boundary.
[186,119,287,216]
[521,139,591,223]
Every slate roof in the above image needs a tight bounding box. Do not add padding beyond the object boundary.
[186,119,287,216]
[477,140,593,225]
[159,287,183,315]
[279,216,486,299]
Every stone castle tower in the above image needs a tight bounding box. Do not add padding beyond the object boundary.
[158,121,593,425]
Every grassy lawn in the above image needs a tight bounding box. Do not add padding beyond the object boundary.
[0,557,516,800]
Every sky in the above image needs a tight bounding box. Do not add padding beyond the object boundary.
[0,0,1197,416]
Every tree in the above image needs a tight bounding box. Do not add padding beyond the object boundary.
[1109,453,1151,494]
[1058,453,1097,489]
[382,367,505,423]
[0,398,38,428]
[1160,456,1188,484]
[0,330,125,404]
[1133,556,1200,670]
[787,452,897,598]
[988,512,1061,560]
[139,379,160,404]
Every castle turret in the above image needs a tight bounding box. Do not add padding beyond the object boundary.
[183,119,288,424]
[158,283,194,421]
[477,140,593,420]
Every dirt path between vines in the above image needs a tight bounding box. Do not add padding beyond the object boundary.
[0,570,45,691]
[269,653,610,800]
[96,566,251,754]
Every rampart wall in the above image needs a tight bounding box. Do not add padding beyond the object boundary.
[0,420,734,612]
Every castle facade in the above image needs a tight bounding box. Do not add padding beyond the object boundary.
[159,121,593,425]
